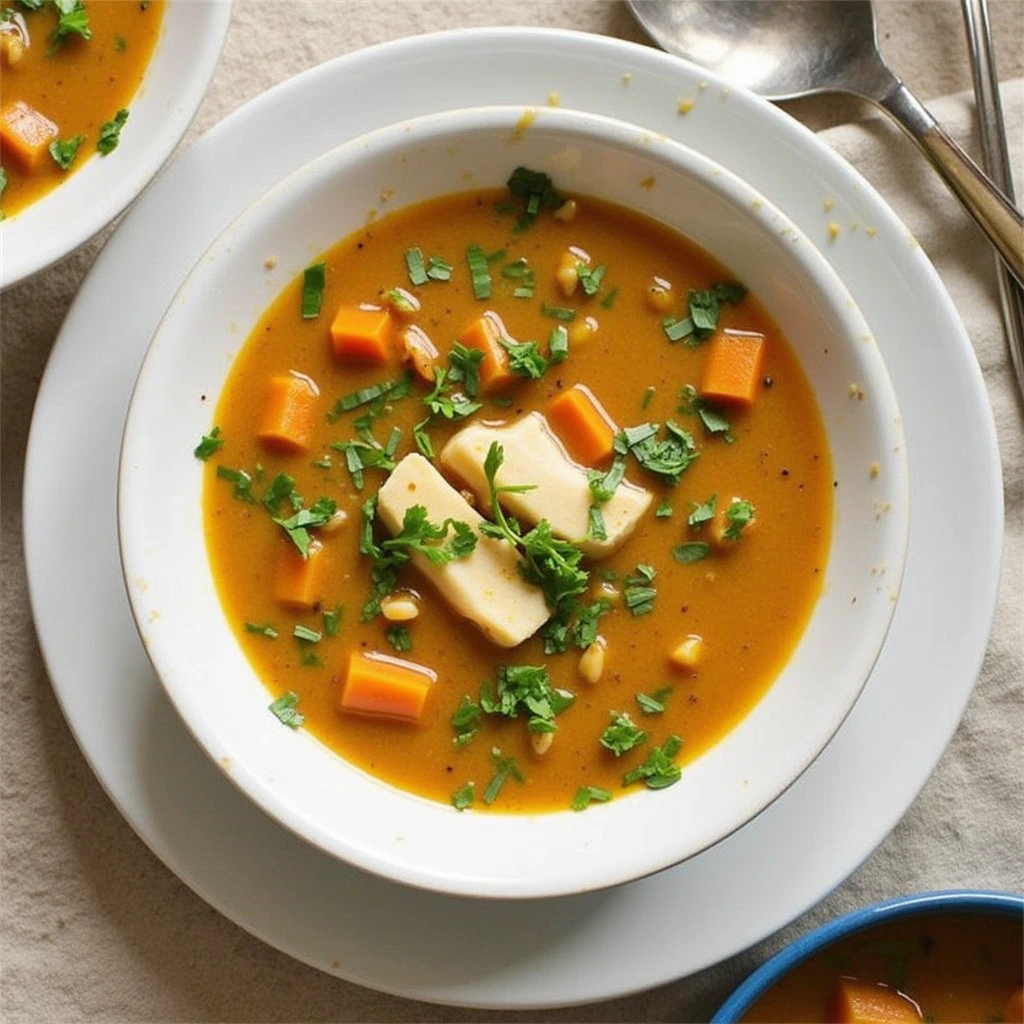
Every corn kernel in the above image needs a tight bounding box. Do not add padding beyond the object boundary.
[381,594,420,622]
[578,636,607,685]
[569,316,598,346]
[645,276,674,313]
[669,634,703,670]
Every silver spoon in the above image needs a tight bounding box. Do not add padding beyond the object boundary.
[627,0,1024,287]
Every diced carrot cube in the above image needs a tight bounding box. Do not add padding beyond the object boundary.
[338,650,436,722]
[258,373,319,454]
[329,305,393,362]
[459,311,516,392]
[274,537,327,610]
[699,329,766,406]
[546,384,618,465]
[0,100,59,171]
[829,979,922,1024]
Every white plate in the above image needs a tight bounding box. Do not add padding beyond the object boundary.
[0,0,232,289]
[23,28,1001,1009]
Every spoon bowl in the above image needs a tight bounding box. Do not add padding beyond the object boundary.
[628,0,1024,285]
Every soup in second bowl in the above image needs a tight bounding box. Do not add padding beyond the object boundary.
[197,168,833,813]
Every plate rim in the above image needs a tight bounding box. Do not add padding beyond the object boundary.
[22,25,1003,1010]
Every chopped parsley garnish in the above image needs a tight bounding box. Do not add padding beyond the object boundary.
[331,425,401,489]
[358,498,477,620]
[113,33,127,51]
[662,315,695,343]
[451,695,482,747]
[587,504,607,542]
[600,286,619,309]
[96,108,128,155]
[193,426,223,460]
[677,384,734,442]
[272,496,337,557]
[571,599,610,650]
[540,302,576,322]
[623,563,657,616]
[622,735,683,789]
[260,473,301,515]
[723,498,756,540]
[571,785,612,811]
[412,417,434,459]
[641,386,656,410]
[423,366,482,422]
[600,711,648,756]
[328,372,412,420]
[48,134,84,171]
[687,494,717,528]
[587,455,627,505]
[479,664,574,734]
[244,621,278,639]
[447,343,486,399]
[686,281,749,341]
[672,541,711,564]
[615,421,698,485]
[451,782,475,811]
[293,624,322,643]
[404,247,428,286]
[385,625,412,653]
[499,337,548,379]
[655,500,673,518]
[483,748,524,805]
[506,166,563,230]
[215,465,255,502]
[576,262,607,296]
[548,325,569,364]
[268,691,304,729]
[322,606,343,637]
[501,258,535,299]
[466,244,491,299]
[311,454,332,469]
[478,443,589,621]
[636,687,672,715]
[426,254,453,282]
[300,262,326,319]
[49,0,91,50]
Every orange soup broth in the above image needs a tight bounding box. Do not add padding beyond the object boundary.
[204,189,832,813]
[0,0,164,215]
[742,911,1024,1023]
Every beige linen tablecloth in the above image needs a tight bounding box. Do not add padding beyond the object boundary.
[2,2,1022,1021]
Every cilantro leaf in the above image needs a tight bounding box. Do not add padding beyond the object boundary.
[687,494,717,528]
[723,498,756,541]
[451,695,483,747]
[672,541,711,564]
[48,134,84,171]
[96,108,129,155]
[451,782,475,811]
[499,337,549,379]
[622,735,683,789]
[268,691,304,729]
[506,166,563,230]
[193,426,223,461]
[623,563,657,616]
[600,711,648,756]
[482,748,524,805]
[479,664,574,734]
[616,421,698,485]
[272,497,337,557]
[571,785,612,811]
[636,687,673,715]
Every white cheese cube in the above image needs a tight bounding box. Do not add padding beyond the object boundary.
[440,413,652,557]
[376,454,550,648]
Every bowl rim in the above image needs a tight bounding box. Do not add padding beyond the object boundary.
[0,0,233,290]
[118,102,910,898]
[711,889,1024,1022]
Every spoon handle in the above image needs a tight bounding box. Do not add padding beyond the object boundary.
[961,0,1024,407]
[877,82,1024,287]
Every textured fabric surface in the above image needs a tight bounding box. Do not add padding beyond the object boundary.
[1,2,1022,1021]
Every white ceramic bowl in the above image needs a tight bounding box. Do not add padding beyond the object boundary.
[118,106,909,899]
[0,0,232,289]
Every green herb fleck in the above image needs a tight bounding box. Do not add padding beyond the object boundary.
[623,563,657,616]
[622,735,683,789]
[322,606,343,637]
[479,664,574,735]
[301,262,326,319]
[541,302,576,322]
[268,691,304,728]
[451,782,475,811]
[96,108,128,155]
[193,426,223,461]
[215,465,255,503]
[548,325,569,363]
[426,254,453,282]
[506,166,564,230]
[636,687,672,715]
[576,263,606,296]
[385,625,412,653]
[405,247,428,286]
[483,748,524,805]
[723,498,756,540]
[244,621,278,639]
[571,785,612,811]
[672,542,711,564]
[49,134,84,171]
[466,243,491,299]
[655,500,673,519]
[600,711,648,756]
[500,337,548,379]
[687,494,717,528]
[273,497,338,557]
[451,695,482,747]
